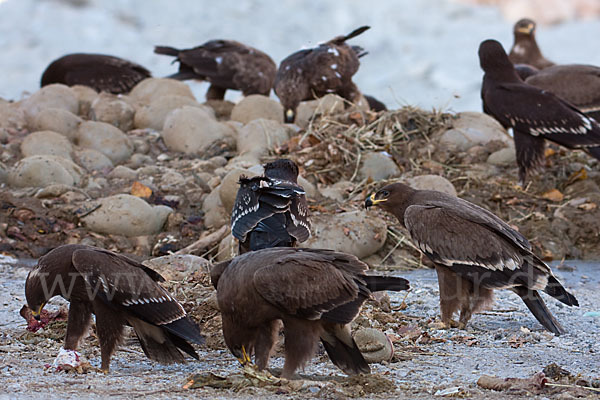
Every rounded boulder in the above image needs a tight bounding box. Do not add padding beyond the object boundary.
[230,95,284,124]
[162,106,229,154]
[77,120,133,164]
[129,78,195,105]
[21,130,73,160]
[29,108,82,141]
[9,155,83,188]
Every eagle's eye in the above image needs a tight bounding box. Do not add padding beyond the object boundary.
[380,190,390,198]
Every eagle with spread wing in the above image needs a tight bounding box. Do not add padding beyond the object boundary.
[25,244,204,372]
[154,40,276,100]
[41,53,151,94]
[366,182,578,335]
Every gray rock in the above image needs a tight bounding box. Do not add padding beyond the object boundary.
[9,155,83,188]
[70,85,98,116]
[406,174,457,196]
[487,146,517,166]
[162,106,230,154]
[107,165,138,180]
[202,188,229,229]
[74,148,114,171]
[129,78,195,105]
[217,233,239,262]
[230,94,284,124]
[236,118,290,162]
[359,152,401,181]
[0,101,26,132]
[298,175,319,199]
[89,93,135,131]
[133,95,207,130]
[77,120,133,164]
[29,108,82,141]
[128,153,153,168]
[304,210,387,258]
[354,328,394,363]
[440,112,511,151]
[142,254,209,282]
[295,94,345,129]
[219,168,260,213]
[320,180,353,202]
[20,84,79,123]
[21,130,73,160]
[81,194,172,236]
[0,162,8,184]
[158,169,187,190]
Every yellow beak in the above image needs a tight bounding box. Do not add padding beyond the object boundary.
[517,24,534,34]
[365,193,387,208]
[31,303,45,321]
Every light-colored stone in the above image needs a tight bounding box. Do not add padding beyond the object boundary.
[320,180,353,202]
[20,84,79,123]
[74,148,114,171]
[487,147,517,166]
[298,175,319,199]
[230,94,284,124]
[304,210,387,259]
[236,119,290,162]
[107,165,138,180]
[81,194,172,236]
[77,120,133,164]
[440,112,511,151]
[354,328,394,364]
[21,130,73,160]
[202,188,229,229]
[143,254,209,282]
[29,108,82,141]
[9,155,83,188]
[217,233,239,261]
[162,106,229,154]
[407,174,457,197]
[219,168,260,213]
[134,95,207,130]
[359,152,401,181]
[90,93,135,131]
[0,102,26,131]
[71,85,98,116]
[0,162,8,184]
[295,94,346,129]
[129,78,195,105]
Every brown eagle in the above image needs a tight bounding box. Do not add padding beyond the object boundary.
[211,247,409,379]
[24,244,204,372]
[365,182,578,335]
[508,18,554,70]
[274,26,370,123]
[154,40,276,100]
[231,159,310,254]
[41,53,151,94]
[479,39,600,184]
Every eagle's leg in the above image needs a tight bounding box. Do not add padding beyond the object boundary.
[254,320,281,371]
[281,318,320,379]
[93,300,125,372]
[206,84,226,100]
[460,286,494,327]
[434,265,462,328]
[64,301,93,350]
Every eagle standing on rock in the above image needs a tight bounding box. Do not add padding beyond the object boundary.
[154,40,276,100]
[508,18,554,70]
[479,39,600,184]
[41,53,151,94]
[211,247,409,379]
[25,244,204,372]
[231,159,311,254]
[365,182,579,335]
[274,26,370,123]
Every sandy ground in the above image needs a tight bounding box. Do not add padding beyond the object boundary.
[1,256,598,399]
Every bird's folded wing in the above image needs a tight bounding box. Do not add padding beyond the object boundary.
[527,65,600,107]
[252,250,365,319]
[489,83,600,147]
[287,195,311,241]
[64,62,148,93]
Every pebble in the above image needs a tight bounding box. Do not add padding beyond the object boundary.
[440,112,511,151]
[129,78,195,105]
[77,120,133,164]
[359,152,401,181]
[20,130,73,160]
[406,174,457,196]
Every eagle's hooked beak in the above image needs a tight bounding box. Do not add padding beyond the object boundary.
[517,24,534,34]
[31,303,45,321]
[365,193,386,208]
[284,109,295,123]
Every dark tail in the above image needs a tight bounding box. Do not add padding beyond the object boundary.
[165,71,198,80]
[163,316,205,345]
[343,26,370,42]
[544,276,579,306]
[514,287,565,335]
[167,332,200,360]
[321,333,370,375]
[586,146,600,161]
[154,46,180,56]
[363,275,409,292]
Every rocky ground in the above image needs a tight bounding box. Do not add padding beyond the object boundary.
[0,79,599,398]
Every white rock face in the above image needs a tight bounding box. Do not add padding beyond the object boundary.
[143,254,209,282]
[129,78,195,105]
[133,95,207,130]
[20,84,79,123]
[235,118,290,163]
[295,94,346,129]
[162,106,230,154]
[21,130,73,160]
[74,148,114,171]
[230,94,284,124]
[29,108,82,141]
[89,93,135,131]
[406,174,457,196]
[9,155,83,188]
[77,120,133,164]
[359,152,401,181]
[440,112,511,151]
[304,210,387,259]
[219,168,260,214]
[81,194,172,236]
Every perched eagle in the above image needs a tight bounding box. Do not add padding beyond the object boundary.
[24,244,204,372]
[508,18,554,70]
[154,40,276,100]
[479,39,600,184]
[516,64,600,121]
[41,53,151,94]
[231,159,311,254]
[210,247,409,378]
[274,26,370,123]
[365,182,579,335]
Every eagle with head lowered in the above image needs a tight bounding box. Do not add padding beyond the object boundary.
[25,244,204,372]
